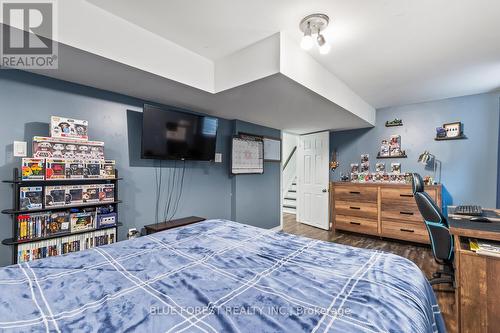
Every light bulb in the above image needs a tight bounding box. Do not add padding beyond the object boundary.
[301,35,314,50]
[319,43,331,54]
[317,33,330,54]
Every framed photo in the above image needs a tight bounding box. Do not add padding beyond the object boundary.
[443,122,463,138]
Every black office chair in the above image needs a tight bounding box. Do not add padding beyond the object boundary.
[411,173,455,287]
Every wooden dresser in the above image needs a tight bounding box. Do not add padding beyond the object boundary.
[332,182,442,244]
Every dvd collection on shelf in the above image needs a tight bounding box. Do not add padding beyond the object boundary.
[3,116,121,264]
[17,228,116,263]
[17,205,117,241]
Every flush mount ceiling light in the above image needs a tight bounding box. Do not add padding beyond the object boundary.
[299,13,330,54]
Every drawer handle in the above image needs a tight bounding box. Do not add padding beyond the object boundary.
[400,211,414,216]
[349,206,361,210]
[349,191,361,194]
[350,222,361,226]
[400,194,414,198]
[400,228,415,233]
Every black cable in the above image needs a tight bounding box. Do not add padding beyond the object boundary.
[162,160,170,222]
[161,159,172,223]
[168,161,181,221]
[164,160,177,222]
[170,160,186,221]
[154,160,161,225]
[158,159,163,223]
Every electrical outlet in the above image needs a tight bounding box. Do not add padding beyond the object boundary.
[215,153,222,163]
[13,141,27,157]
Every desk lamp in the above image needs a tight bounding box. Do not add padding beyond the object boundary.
[417,151,441,184]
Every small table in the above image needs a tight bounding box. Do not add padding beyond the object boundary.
[144,216,206,235]
[447,207,500,333]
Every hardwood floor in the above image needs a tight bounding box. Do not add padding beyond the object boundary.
[282,213,456,333]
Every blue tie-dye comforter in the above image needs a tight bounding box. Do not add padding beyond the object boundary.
[0,219,445,332]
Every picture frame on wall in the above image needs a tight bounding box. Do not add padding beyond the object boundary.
[443,122,463,138]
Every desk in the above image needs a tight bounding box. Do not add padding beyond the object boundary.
[447,207,500,333]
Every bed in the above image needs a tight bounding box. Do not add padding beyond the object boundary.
[0,219,445,332]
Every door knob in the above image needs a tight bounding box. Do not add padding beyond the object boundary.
[322,189,327,193]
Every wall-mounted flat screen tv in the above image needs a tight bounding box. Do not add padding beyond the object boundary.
[141,105,218,161]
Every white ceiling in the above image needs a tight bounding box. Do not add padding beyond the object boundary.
[29,43,371,134]
[88,0,500,108]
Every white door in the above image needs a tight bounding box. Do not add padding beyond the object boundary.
[297,131,330,230]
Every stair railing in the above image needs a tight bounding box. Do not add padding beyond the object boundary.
[283,146,297,171]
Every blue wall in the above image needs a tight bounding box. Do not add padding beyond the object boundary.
[331,93,500,209]
[0,70,281,267]
[232,120,281,229]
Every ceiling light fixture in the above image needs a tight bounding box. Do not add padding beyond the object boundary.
[299,14,330,54]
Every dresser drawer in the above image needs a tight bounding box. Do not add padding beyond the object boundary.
[381,203,424,224]
[381,187,437,205]
[381,220,429,244]
[334,186,378,203]
[335,201,378,219]
[336,215,378,236]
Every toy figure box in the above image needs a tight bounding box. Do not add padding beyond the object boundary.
[33,137,104,160]
[22,158,45,180]
[99,184,115,202]
[83,185,100,203]
[49,212,71,234]
[391,163,401,174]
[51,116,89,141]
[67,185,84,205]
[375,162,385,173]
[100,160,116,179]
[85,160,101,178]
[70,212,95,232]
[66,160,85,179]
[45,186,67,207]
[20,187,43,211]
[45,159,66,180]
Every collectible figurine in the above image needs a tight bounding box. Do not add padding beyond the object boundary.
[436,127,447,138]
[385,118,403,127]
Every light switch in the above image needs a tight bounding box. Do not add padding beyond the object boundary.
[13,141,27,157]
[215,153,222,163]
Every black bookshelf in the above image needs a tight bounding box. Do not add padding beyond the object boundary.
[2,168,122,264]
[2,177,122,185]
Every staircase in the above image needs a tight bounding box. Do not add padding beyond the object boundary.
[283,177,297,214]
